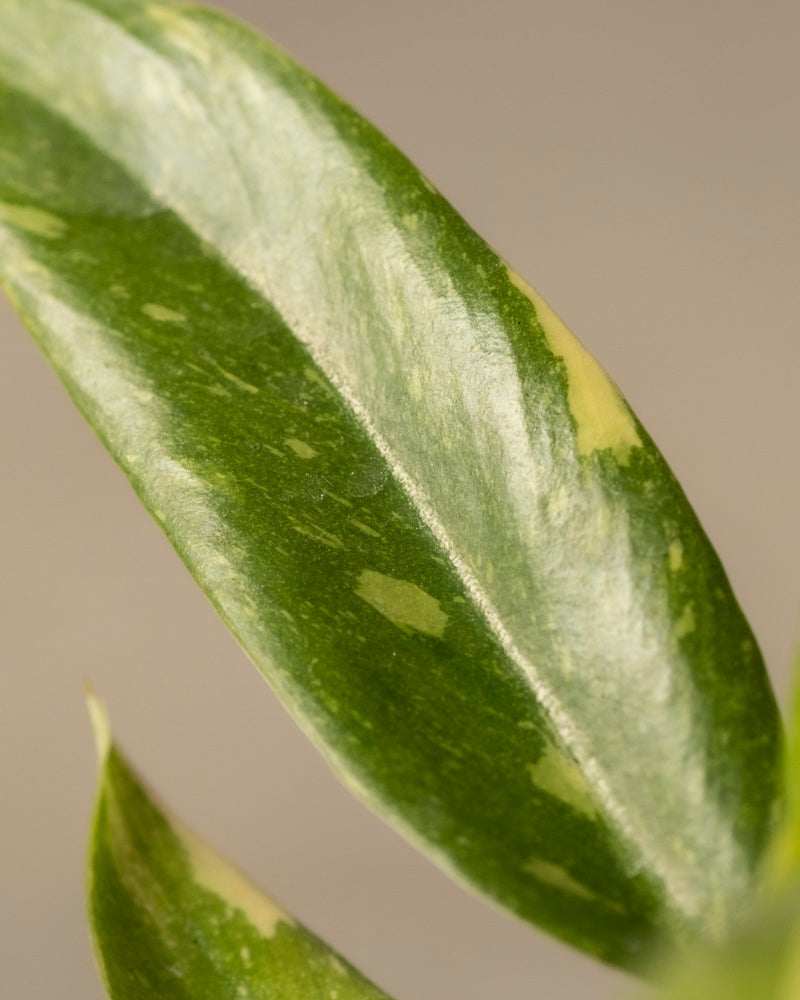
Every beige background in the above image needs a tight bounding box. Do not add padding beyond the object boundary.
[1,1,798,997]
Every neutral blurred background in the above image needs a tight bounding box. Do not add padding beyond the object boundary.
[1,1,798,997]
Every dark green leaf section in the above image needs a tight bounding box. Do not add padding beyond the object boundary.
[87,700,394,1000]
[0,0,781,969]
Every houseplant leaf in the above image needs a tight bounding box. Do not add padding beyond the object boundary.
[86,695,394,1000]
[0,0,781,969]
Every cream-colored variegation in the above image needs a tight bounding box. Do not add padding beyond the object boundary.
[171,816,294,940]
[506,267,642,464]
[86,687,111,763]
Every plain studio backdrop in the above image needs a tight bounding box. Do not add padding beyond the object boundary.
[1,1,797,997]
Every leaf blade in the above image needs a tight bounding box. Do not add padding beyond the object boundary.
[0,0,782,967]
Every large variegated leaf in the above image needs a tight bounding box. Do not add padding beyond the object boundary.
[0,0,781,969]
[86,696,394,1000]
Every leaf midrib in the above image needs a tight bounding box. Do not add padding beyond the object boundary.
[17,0,631,840]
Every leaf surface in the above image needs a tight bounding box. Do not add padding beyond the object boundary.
[86,696,394,1000]
[0,0,782,968]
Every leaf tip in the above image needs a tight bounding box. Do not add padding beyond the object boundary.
[83,681,111,764]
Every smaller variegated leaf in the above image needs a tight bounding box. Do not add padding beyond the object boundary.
[86,695,395,1000]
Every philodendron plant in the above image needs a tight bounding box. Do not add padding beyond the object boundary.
[0,0,796,996]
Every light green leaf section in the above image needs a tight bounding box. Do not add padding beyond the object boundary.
[354,569,448,638]
[766,629,800,885]
[87,696,394,1000]
[0,0,782,969]
[650,886,800,1000]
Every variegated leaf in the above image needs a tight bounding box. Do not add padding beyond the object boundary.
[0,0,781,969]
[87,695,394,1000]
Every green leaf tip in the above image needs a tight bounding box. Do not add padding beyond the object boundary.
[88,723,395,1000]
[84,681,111,764]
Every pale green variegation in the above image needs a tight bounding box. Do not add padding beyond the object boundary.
[0,0,782,971]
[86,696,394,1000]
